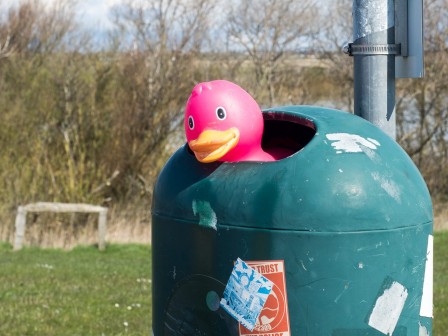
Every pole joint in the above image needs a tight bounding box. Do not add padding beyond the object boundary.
[343,43,401,56]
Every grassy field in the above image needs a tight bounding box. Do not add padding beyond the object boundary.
[434,231,448,335]
[0,244,152,336]
[0,232,446,335]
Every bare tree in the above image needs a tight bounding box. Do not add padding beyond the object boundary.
[0,0,90,236]
[0,34,13,59]
[0,0,76,58]
[223,0,318,105]
[316,0,353,111]
[106,0,215,198]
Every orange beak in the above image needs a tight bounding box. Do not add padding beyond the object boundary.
[188,127,240,163]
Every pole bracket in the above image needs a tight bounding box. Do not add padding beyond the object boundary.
[343,43,401,56]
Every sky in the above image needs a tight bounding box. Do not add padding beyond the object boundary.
[77,0,118,30]
[1,0,332,32]
[1,0,334,49]
[0,0,119,31]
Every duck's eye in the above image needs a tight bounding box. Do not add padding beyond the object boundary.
[216,107,226,120]
[188,116,194,130]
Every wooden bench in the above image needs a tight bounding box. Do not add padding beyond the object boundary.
[14,202,108,251]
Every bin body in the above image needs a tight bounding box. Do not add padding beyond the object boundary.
[152,106,433,335]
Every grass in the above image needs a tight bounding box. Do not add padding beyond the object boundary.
[0,232,446,335]
[0,243,151,336]
[434,231,448,334]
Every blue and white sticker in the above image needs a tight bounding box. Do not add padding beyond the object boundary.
[220,258,273,331]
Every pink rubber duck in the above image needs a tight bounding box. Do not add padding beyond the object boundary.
[184,80,275,163]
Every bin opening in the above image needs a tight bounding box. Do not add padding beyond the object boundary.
[185,111,316,161]
[262,111,316,159]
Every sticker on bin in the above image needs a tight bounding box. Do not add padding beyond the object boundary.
[239,260,290,336]
[220,258,273,331]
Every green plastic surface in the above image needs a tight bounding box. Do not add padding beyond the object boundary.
[152,106,433,335]
[153,106,431,232]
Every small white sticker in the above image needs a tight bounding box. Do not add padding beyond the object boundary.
[368,280,408,335]
[326,133,380,154]
[420,235,433,318]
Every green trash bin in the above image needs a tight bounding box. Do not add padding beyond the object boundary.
[152,106,433,335]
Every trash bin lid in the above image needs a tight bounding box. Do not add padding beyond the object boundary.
[152,106,432,232]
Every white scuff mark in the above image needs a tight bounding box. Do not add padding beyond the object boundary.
[363,146,381,163]
[371,172,402,203]
[170,266,177,280]
[240,239,249,258]
[406,295,420,310]
[419,322,430,336]
[412,260,425,274]
[192,200,217,230]
[368,280,408,335]
[420,235,433,318]
[299,260,307,271]
[334,282,350,303]
[367,138,380,146]
[326,133,380,154]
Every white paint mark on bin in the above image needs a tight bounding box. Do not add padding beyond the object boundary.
[192,200,217,230]
[419,322,430,336]
[368,280,408,335]
[371,172,402,203]
[326,133,380,154]
[420,235,433,318]
[367,138,380,146]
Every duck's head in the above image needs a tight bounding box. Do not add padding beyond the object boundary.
[185,80,269,163]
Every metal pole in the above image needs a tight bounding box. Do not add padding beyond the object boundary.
[352,0,396,140]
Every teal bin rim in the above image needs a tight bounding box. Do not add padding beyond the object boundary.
[152,105,433,232]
